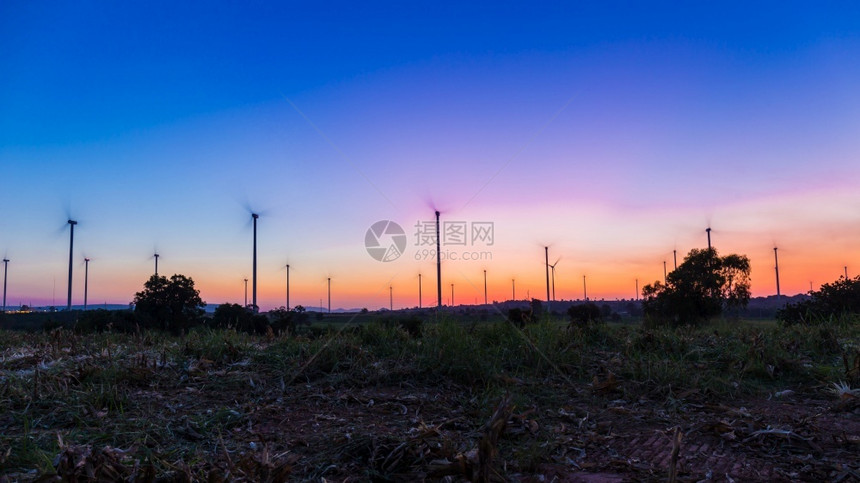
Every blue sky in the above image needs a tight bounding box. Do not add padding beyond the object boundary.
[2,2,860,309]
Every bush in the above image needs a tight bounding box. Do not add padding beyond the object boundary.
[268,307,309,335]
[567,303,602,327]
[778,276,860,325]
[75,309,138,333]
[507,308,528,328]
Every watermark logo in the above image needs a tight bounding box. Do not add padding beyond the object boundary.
[367,219,495,262]
[414,221,495,247]
[365,220,407,262]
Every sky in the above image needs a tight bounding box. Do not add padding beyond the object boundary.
[2,2,860,310]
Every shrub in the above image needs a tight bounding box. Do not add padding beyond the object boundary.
[567,303,601,327]
[778,276,860,325]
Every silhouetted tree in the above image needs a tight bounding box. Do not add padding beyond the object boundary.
[133,274,205,333]
[642,248,750,325]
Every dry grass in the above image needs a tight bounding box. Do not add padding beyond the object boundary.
[1,316,858,481]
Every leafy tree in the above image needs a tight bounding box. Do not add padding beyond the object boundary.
[778,276,860,325]
[133,274,206,333]
[642,248,750,325]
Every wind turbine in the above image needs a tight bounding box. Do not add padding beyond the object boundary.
[773,247,781,298]
[635,278,639,301]
[663,260,667,284]
[418,273,422,308]
[2,257,8,312]
[435,210,442,309]
[153,252,160,277]
[673,249,677,270]
[285,264,291,310]
[512,278,515,301]
[66,219,77,311]
[544,247,550,308]
[83,257,90,311]
[389,285,393,311]
[243,278,248,308]
[483,269,488,305]
[251,213,259,313]
[583,275,588,301]
[327,277,331,313]
[706,227,712,251]
[450,283,454,307]
[548,258,560,302]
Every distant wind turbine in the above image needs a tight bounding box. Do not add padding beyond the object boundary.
[252,213,259,313]
[84,257,90,311]
[327,277,331,313]
[2,257,8,312]
[706,227,712,250]
[418,273,422,308]
[153,252,160,277]
[511,278,515,301]
[544,247,550,308]
[548,258,560,302]
[244,278,248,308]
[483,269,488,305]
[773,247,781,298]
[66,219,77,311]
[285,264,291,310]
[435,210,442,309]
[583,275,588,301]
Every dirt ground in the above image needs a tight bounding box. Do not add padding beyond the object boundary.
[6,374,858,481]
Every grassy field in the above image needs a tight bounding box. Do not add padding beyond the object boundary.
[1,315,858,481]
